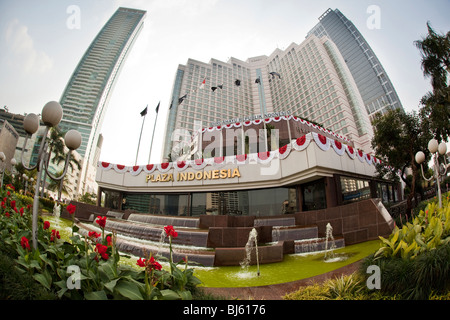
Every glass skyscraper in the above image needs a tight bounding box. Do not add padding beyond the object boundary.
[58,7,146,193]
[307,8,404,119]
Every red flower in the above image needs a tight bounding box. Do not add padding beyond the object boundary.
[19,207,24,216]
[43,221,50,230]
[95,216,107,229]
[21,236,30,251]
[136,256,162,271]
[88,231,101,238]
[1,201,5,209]
[164,225,178,238]
[149,256,162,271]
[95,243,109,260]
[10,200,16,209]
[136,257,146,267]
[27,204,31,210]
[66,203,76,215]
[106,235,112,246]
[50,229,60,242]
[5,212,10,218]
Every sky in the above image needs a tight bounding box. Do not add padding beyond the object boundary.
[0,0,449,166]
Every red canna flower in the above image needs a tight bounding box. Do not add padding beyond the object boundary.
[136,257,146,267]
[106,235,112,246]
[21,236,30,251]
[88,231,101,238]
[95,243,109,260]
[149,256,162,271]
[19,207,24,216]
[95,216,107,229]
[10,200,16,209]
[66,203,76,215]
[164,225,178,238]
[5,212,10,218]
[50,229,60,242]
[43,221,50,230]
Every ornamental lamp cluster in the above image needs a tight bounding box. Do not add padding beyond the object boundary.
[21,101,82,249]
[415,138,448,208]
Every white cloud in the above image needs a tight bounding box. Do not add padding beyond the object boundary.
[4,19,53,74]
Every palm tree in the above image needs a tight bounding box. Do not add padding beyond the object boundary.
[414,22,450,141]
[42,126,82,201]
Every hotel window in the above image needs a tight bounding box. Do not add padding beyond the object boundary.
[302,179,327,211]
[340,176,371,204]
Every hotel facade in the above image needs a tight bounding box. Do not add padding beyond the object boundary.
[85,8,400,265]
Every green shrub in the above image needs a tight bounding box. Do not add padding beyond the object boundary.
[359,193,450,299]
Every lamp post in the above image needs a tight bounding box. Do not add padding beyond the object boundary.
[21,101,82,249]
[415,139,448,208]
[0,153,17,188]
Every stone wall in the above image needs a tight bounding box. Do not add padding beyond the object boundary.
[294,198,394,244]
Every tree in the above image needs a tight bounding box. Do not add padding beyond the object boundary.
[371,109,432,214]
[415,22,450,142]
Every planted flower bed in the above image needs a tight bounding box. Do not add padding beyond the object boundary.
[0,184,201,300]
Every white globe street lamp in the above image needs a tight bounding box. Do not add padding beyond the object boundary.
[21,101,82,249]
[415,139,448,208]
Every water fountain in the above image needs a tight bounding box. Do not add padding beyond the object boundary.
[240,228,260,277]
[324,223,336,260]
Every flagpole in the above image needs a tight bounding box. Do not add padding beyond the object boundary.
[148,102,160,164]
[135,105,147,166]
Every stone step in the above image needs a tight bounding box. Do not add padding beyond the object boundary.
[76,222,215,267]
[103,218,209,247]
[294,237,345,254]
[127,213,200,228]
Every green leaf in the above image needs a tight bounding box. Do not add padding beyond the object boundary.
[85,290,108,300]
[160,289,181,300]
[104,278,119,293]
[98,260,116,282]
[114,280,144,300]
[33,271,52,290]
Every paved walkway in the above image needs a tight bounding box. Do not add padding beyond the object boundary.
[201,260,362,300]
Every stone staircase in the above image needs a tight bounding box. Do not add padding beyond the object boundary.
[76,212,344,267]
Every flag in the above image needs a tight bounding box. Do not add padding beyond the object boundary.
[235,79,241,86]
[155,101,160,113]
[211,84,223,92]
[178,94,187,104]
[255,77,261,84]
[269,72,281,79]
[140,106,148,117]
[199,78,206,89]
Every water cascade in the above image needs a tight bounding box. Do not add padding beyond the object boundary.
[240,228,260,276]
[324,223,337,261]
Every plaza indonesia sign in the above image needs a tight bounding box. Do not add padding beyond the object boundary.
[146,167,241,183]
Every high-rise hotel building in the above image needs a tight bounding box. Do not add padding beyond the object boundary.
[58,7,146,194]
[307,8,403,118]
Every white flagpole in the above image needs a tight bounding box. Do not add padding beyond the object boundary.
[148,102,160,164]
[135,105,147,166]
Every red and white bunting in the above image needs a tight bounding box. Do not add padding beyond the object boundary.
[291,133,312,151]
[312,132,330,152]
[98,128,393,176]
